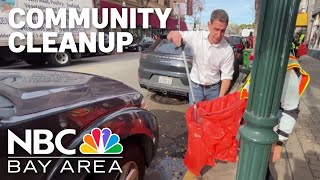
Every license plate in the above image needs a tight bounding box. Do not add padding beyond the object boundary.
[158,76,172,85]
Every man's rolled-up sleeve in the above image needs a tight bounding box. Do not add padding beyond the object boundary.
[220,50,234,80]
[180,31,195,47]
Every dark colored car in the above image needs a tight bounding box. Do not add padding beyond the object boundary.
[226,35,245,51]
[124,37,155,52]
[0,70,158,180]
[138,36,241,97]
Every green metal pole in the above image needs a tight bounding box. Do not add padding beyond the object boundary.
[236,0,301,180]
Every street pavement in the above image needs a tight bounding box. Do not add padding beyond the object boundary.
[2,53,320,180]
[295,55,320,180]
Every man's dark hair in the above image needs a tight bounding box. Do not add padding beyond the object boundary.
[210,9,229,25]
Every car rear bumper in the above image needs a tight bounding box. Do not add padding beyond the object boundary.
[139,77,189,96]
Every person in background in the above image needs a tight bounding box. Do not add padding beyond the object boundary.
[291,33,300,57]
[167,9,234,104]
[248,32,254,48]
[298,31,305,46]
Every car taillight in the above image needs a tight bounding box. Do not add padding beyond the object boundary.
[141,98,149,110]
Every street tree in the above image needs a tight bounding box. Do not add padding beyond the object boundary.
[136,0,151,7]
[228,23,241,35]
[188,0,205,30]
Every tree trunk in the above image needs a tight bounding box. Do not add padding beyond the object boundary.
[137,0,151,7]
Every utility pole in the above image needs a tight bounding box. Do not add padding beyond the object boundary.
[178,0,181,31]
[236,0,301,179]
[174,0,181,31]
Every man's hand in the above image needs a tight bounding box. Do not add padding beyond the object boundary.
[270,144,282,162]
[167,31,182,47]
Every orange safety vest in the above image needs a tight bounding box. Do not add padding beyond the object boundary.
[240,55,310,99]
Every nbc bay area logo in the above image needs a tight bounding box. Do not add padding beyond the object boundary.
[7,128,123,174]
[80,128,123,154]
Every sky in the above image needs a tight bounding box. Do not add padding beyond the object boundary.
[195,0,255,25]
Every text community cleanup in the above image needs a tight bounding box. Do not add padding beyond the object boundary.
[8,8,171,53]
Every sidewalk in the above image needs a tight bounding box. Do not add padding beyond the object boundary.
[183,55,320,180]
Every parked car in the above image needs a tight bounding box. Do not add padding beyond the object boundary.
[139,36,242,97]
[226,35,245,51]
[0,70,158,180]
[124,37,155,52]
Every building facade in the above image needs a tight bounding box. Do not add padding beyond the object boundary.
[308,0,320,59]
[97,0,188,39]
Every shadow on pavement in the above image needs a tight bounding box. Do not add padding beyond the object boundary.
[269,150,317,180]
[146,109,188,180]
[150,93,188,105]
[287,150,317,180]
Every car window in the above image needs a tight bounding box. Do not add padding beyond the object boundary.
[229,36,242,45]
[154,39,193,56]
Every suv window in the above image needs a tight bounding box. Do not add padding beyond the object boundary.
[154,39,193,57]
[229,36,242,45]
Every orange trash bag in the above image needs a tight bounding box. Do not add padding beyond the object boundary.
[184,92,247,176]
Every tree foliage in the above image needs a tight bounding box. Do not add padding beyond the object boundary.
[240,24,254,29]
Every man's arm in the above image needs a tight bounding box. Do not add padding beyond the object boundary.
[220,50,234,96]
[219,80,231,97]
[167,31,195,47]
[271,69,301,162]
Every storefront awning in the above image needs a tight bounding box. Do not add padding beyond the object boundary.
[296,13,308,27]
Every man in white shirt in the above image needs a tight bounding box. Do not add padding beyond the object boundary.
[167,9,234,104]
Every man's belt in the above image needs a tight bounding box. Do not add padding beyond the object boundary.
[192,81,219,88]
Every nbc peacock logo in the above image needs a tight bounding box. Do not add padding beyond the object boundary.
[80,128,123,154]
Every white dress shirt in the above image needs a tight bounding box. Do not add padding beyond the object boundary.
[180,31,234,85]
